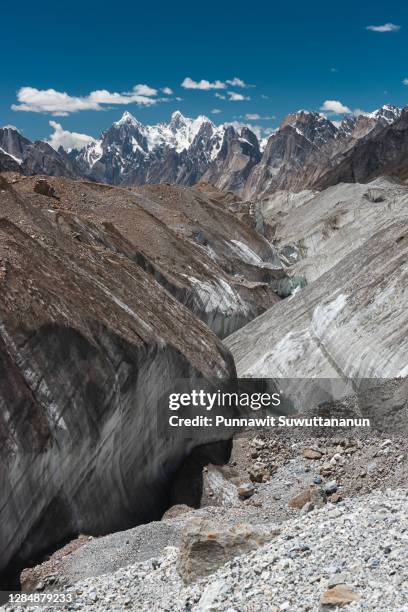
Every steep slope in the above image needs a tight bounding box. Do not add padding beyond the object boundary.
[225,179,408,405]
[242,106,404,198]
[13,176,284,338]
[313,108,408,189]
[0,174,241,580]
[0,127,78,178]
[0,149,21,172]
[256,178,408,281]
[202,126,261,192]
[242,112,338,198]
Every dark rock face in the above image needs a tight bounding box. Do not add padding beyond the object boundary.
[0,128,78,178]
[0,150,21,173]
[313,108,408,189]
[202,126,261,193]
[0,175,241,579]
[21,141,78,178]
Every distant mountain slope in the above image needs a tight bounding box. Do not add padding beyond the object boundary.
[0,127,78,177]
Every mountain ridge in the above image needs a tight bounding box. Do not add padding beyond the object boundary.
[1,104,406,195]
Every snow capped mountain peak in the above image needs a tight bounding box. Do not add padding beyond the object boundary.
[370,104,402,124]
[169,110,188,129]
[115,111,141,127]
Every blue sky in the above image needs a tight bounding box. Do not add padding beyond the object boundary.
[2,0,408,146]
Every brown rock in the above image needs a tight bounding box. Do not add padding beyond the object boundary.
[289,489,312,510]
[303,448,323,460]
[34,179,58,198]
[321,585,360,607]
[162,504,194,520]
[289,485,326,510]
[177,517,280,583]
[329,493,343,503]
[237,483,255,499]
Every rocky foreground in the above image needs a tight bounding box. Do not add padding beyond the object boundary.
[43,488,407,612]
[5,428,408,611]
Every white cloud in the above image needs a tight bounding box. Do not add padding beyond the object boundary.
[320,99,351,114]
[261,94,269,99]
[181,76,253,90]
[12,84,165,115]
[211,108,222,114]
[181,77,226,90]
[243,113,275,121]
[47,121,95,151]
[162,87,173,95]
[132,84,157,96]
[226,77,249,88]
[403,78,408,85]
[366,23,400,32]
[215,93,226,100]
[330,67,339,73]
[228,91,250,101]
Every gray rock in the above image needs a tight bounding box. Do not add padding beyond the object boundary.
[324,481,338,495]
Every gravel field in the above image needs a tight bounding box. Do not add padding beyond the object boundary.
[4,487,408,612]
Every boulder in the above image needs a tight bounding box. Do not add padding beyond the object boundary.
[33,178,58,198]
[177,517,280,583]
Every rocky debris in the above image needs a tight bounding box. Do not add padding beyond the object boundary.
[20,535,93,593]
[33,179,58,198]
[249,461,270,483]
[15,430,408,595]
[320,584,361,607]
[176,517,279,583]
[201,464,240,507]
[18,488,408,611]
[0,176,240,579]
[12,175,284,338]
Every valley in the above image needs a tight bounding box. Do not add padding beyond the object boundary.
[0,104,407,609]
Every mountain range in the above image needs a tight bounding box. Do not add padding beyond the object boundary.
[0,104,406,196]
